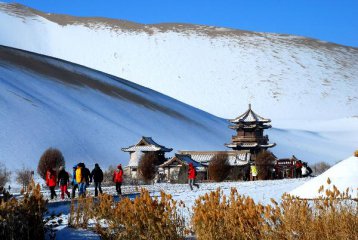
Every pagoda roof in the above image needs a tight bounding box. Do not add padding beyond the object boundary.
[225,142,276,149]
[159,154,202,168]
[122,136,173,152]
[229,104,271,124]
[178,150,250,166]
[229,123,271,130]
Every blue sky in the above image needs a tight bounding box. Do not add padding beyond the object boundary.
[2,0,358,47]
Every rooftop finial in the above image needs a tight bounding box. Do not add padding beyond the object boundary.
[248,103,251,110]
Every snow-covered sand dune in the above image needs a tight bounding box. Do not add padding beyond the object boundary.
[290,155,358,198]
[0,45,356,170]
[0,2,357,168]
[0,2,357,121]
[0,45,228,169]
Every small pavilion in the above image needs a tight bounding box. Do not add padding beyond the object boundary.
[122,136,172,178]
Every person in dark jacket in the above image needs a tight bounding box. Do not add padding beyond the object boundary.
[91,163,103,197]
[71,164,78,198]
[82,163,91,186]
[57,166,70,199]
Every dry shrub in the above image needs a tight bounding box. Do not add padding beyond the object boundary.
[208,153,230,182]
[16,166,33,191]
[255,150,275,180]
[37,148,65,180]
[69,189,187,239]
[192,179,358,240]
[192,188,265,239]
[138,152,160,183]
[69,196,96,229]
[354,150,358,157]
[311,161,331,175]
[0,162,11,187]
[177,164,189,183]
[0,180,47,240]
[103,165,116,185]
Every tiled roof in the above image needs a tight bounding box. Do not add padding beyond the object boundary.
[229,123,271,130]
[225,143,275,148]
[229,104,270,124]
[178,151,250,166]
[159,154,202,168]
[122,136,172,152]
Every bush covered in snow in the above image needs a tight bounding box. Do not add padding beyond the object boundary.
[37,148,65,180]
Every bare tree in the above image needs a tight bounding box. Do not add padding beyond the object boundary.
[311,162,331,175]
[103,165,116,184]
[208,153,230,182]
[255,150,276,180]
[16,166,33,191]
[37,148,65,180]
[0,162,11,187]
[138,152,160,184]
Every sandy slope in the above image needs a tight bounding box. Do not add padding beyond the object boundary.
[0,2,357,121]
[0,45,356,172]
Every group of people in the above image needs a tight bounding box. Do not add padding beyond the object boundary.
[45,162,199,198]
[45,163,124,200]
[295,160,313,178]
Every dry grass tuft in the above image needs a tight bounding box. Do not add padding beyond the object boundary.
[354,150,358,157]
[0,180,47,240]
[69,189,187,239]
[192,180,358,240]
[70,180,357,240]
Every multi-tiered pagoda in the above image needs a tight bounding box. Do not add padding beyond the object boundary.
[225,104,275,160]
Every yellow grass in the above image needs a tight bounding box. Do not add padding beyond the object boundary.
[70,180,358,240]
[69,189,187,240]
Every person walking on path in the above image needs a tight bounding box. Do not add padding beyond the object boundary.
[71,164,78,198]
[46,168,57,199]
[188,163,199,190]
[91,163,103,197]
[58,166,71,199]
[76,163,87,197]
[113,164,123,196]
[82,163,91,195]
[250,164,258,181]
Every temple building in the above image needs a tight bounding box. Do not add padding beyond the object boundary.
[225,104,276,160]
[122,136,172,178]
[158,154,204,182]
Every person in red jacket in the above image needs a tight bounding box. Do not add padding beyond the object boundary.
[113,164,123,195]
[188,163,199,190]
[295,160,303,178]
[46,168,57,199]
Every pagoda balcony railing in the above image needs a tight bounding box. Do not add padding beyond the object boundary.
[231,135,269,143]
